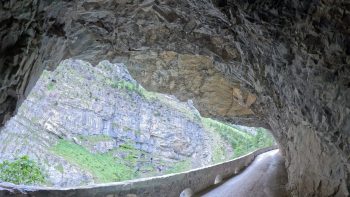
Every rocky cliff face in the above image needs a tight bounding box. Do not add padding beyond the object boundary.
[0,0,349,196]
[0,59,233,186]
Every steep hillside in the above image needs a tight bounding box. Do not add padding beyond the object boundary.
[0,60,272,187]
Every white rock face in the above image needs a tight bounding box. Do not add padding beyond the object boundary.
[0,60,232,187]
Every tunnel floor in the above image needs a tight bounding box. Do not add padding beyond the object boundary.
[196,149,289,197]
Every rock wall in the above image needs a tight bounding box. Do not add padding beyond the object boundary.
[0,59,234,187]
[0,0,349,196]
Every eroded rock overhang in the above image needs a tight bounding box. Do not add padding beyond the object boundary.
[1,0,268,127]
[0,0,349,196]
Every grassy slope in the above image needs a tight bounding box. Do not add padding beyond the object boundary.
[51,140,134,183]
[201,117,274,158]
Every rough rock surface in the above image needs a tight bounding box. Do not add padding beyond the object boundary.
[0,0,349,196]
[0,59,235,187]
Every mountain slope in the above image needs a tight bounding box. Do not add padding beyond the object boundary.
[0,60,273,187]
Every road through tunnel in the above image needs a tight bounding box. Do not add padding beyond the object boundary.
[0,0,349,196]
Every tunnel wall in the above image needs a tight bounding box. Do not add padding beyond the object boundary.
[0,146,276,197]
[1,1,349,196]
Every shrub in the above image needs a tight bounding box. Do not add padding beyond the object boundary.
[0,156,45,185]
[47,82,55,91]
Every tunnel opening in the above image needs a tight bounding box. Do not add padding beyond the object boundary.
[0,59,275,187]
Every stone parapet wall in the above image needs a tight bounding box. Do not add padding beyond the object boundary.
[0,146,276,197]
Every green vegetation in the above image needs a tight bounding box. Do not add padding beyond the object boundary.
[164,159,191,174]
[252,128,275,149]
[202,118,274,158]
[111,122,120,129]
[105,79,157,100]
[118,141,144,167]
[211,138,227,163]
[0,156,45,185]
[135,130,142,136]
[106,78,200,122]
[47,82,55,91]
[155,95,201,122]
[51,139,134,183]
[55,164,64,174]
[123,126,132,132]
[78,135,112,143]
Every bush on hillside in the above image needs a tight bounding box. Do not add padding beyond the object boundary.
[0,156,45,185]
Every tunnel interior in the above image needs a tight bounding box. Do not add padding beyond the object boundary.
[0,0,349,196]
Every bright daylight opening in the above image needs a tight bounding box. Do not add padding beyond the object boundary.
[0,60,274,187]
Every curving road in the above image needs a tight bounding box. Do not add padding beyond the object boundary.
[196,150,289,197]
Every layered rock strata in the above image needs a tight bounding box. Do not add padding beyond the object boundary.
[0,59,232,186]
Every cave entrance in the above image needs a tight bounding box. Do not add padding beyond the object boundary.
[0,59,275,187]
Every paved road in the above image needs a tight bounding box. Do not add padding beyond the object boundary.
[197,150,289,197]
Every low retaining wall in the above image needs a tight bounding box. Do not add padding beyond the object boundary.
[0,146,277,197]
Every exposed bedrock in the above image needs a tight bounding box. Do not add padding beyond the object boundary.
[0,0,349,196]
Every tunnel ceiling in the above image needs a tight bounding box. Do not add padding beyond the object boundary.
[0,0,349,196]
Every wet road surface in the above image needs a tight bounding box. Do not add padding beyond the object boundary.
[197,150,289,197]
